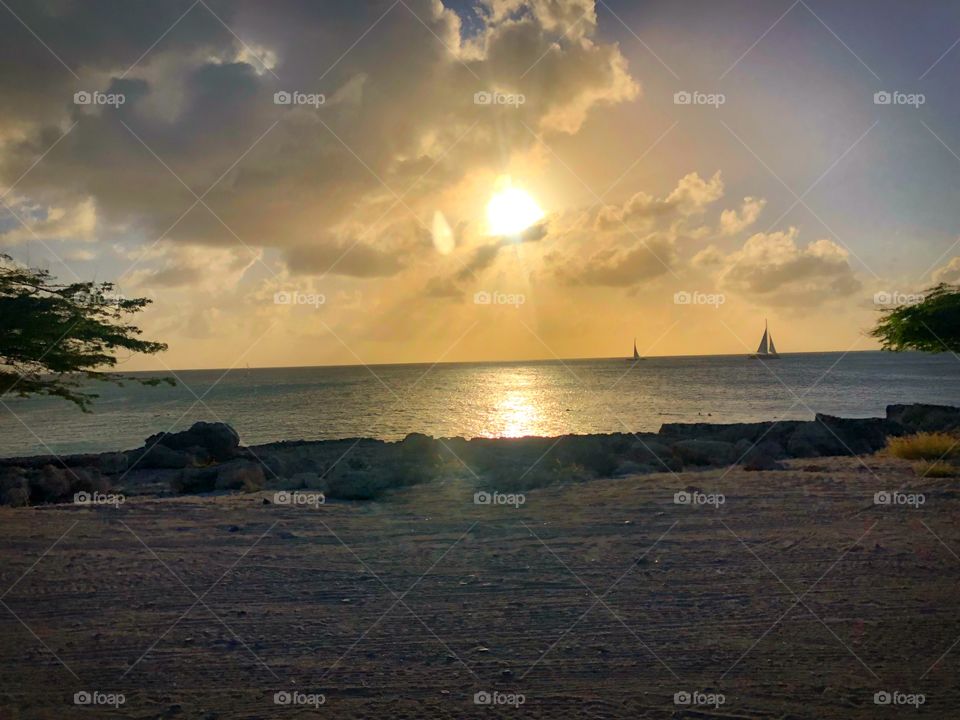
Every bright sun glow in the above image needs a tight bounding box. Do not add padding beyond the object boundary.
[486,183,544,236]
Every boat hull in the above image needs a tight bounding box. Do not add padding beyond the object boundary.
[749,353,781,359]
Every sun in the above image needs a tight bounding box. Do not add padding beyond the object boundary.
[486,181,544,237]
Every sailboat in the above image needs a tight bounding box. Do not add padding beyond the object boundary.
[627,338,643,362]
[749,320,780,359]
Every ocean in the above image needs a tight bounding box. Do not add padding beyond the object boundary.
[1,351,957,458]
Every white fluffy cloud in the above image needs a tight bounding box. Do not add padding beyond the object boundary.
[719,196,765,236]
[719,229,861,305]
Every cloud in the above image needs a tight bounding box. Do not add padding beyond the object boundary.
[0,0,639,282]
[425,219,547,297]
[557,232,675,286]
[719,229,861,305]
[719,196,765,236]
[126,245,260,291]
[547,171,726,288]
[932,255,960,284]
[595,171,723,230]
[285,240,406,278]
[0,197,96,245]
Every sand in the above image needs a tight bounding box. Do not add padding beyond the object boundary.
[0,454,957,719]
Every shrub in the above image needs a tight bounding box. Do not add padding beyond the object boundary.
[914,460,959,478]
[887,432,960,460]
[889,432,958,459]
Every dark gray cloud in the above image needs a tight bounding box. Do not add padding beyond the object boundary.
[0,0,636,280]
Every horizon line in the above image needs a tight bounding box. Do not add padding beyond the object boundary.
[126,348,899,374]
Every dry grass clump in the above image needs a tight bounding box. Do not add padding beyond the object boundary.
[887,432,959,460]
[914,460,959,478]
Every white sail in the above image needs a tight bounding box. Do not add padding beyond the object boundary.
[756,328,769,354]
[767,334,777,355]
[633,339,640,360]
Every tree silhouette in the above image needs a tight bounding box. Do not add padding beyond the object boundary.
[0,254,173,411]
[871,283,960,354]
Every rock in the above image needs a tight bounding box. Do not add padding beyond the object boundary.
[625,438,679,471]
[0,466,28,493]
[612,460,646,477]
[136,443,193,470]
[787,421,846,458]
[257,453,288,479]
[743,451,785,471]
[292,471,324,490]
[215,461,266,492]
[98,452,129,474]
[171,467,218,494]
[324,462,393,500]
[672,439,735,466]
[32,465,71,503]
[145,422,240,462]
[815,414,889,455]
[887,404,960,433]
[735,439,785,463]
[659,420,804,446]
[399,433,439,464]
[2,486,29,507]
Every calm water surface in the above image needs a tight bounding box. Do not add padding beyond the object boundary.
[1,351,957,457]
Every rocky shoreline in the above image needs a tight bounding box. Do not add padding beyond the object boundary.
[2,403,958,507]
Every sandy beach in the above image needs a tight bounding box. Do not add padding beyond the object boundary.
[1,448,957,719]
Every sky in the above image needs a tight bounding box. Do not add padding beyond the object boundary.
[2,0,960,369]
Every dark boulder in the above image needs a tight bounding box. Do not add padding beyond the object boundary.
[787,421,845,458]
[659,420,803,447]
[99,452,129,475]
[215,461,266,491]
[672,439,735,466]
[171,467,218,494]
[787,415,890,458]
[624,438,682,472]
[815,414,890,454]
[145,422,240,462]
[743,450,786,471]
[135,444,193,470]
[887,404,960,433]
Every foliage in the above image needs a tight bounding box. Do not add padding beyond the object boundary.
[871,283,960,353]
[886,432,959,461]
[914,460,959,478]
[0,254,172,411]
